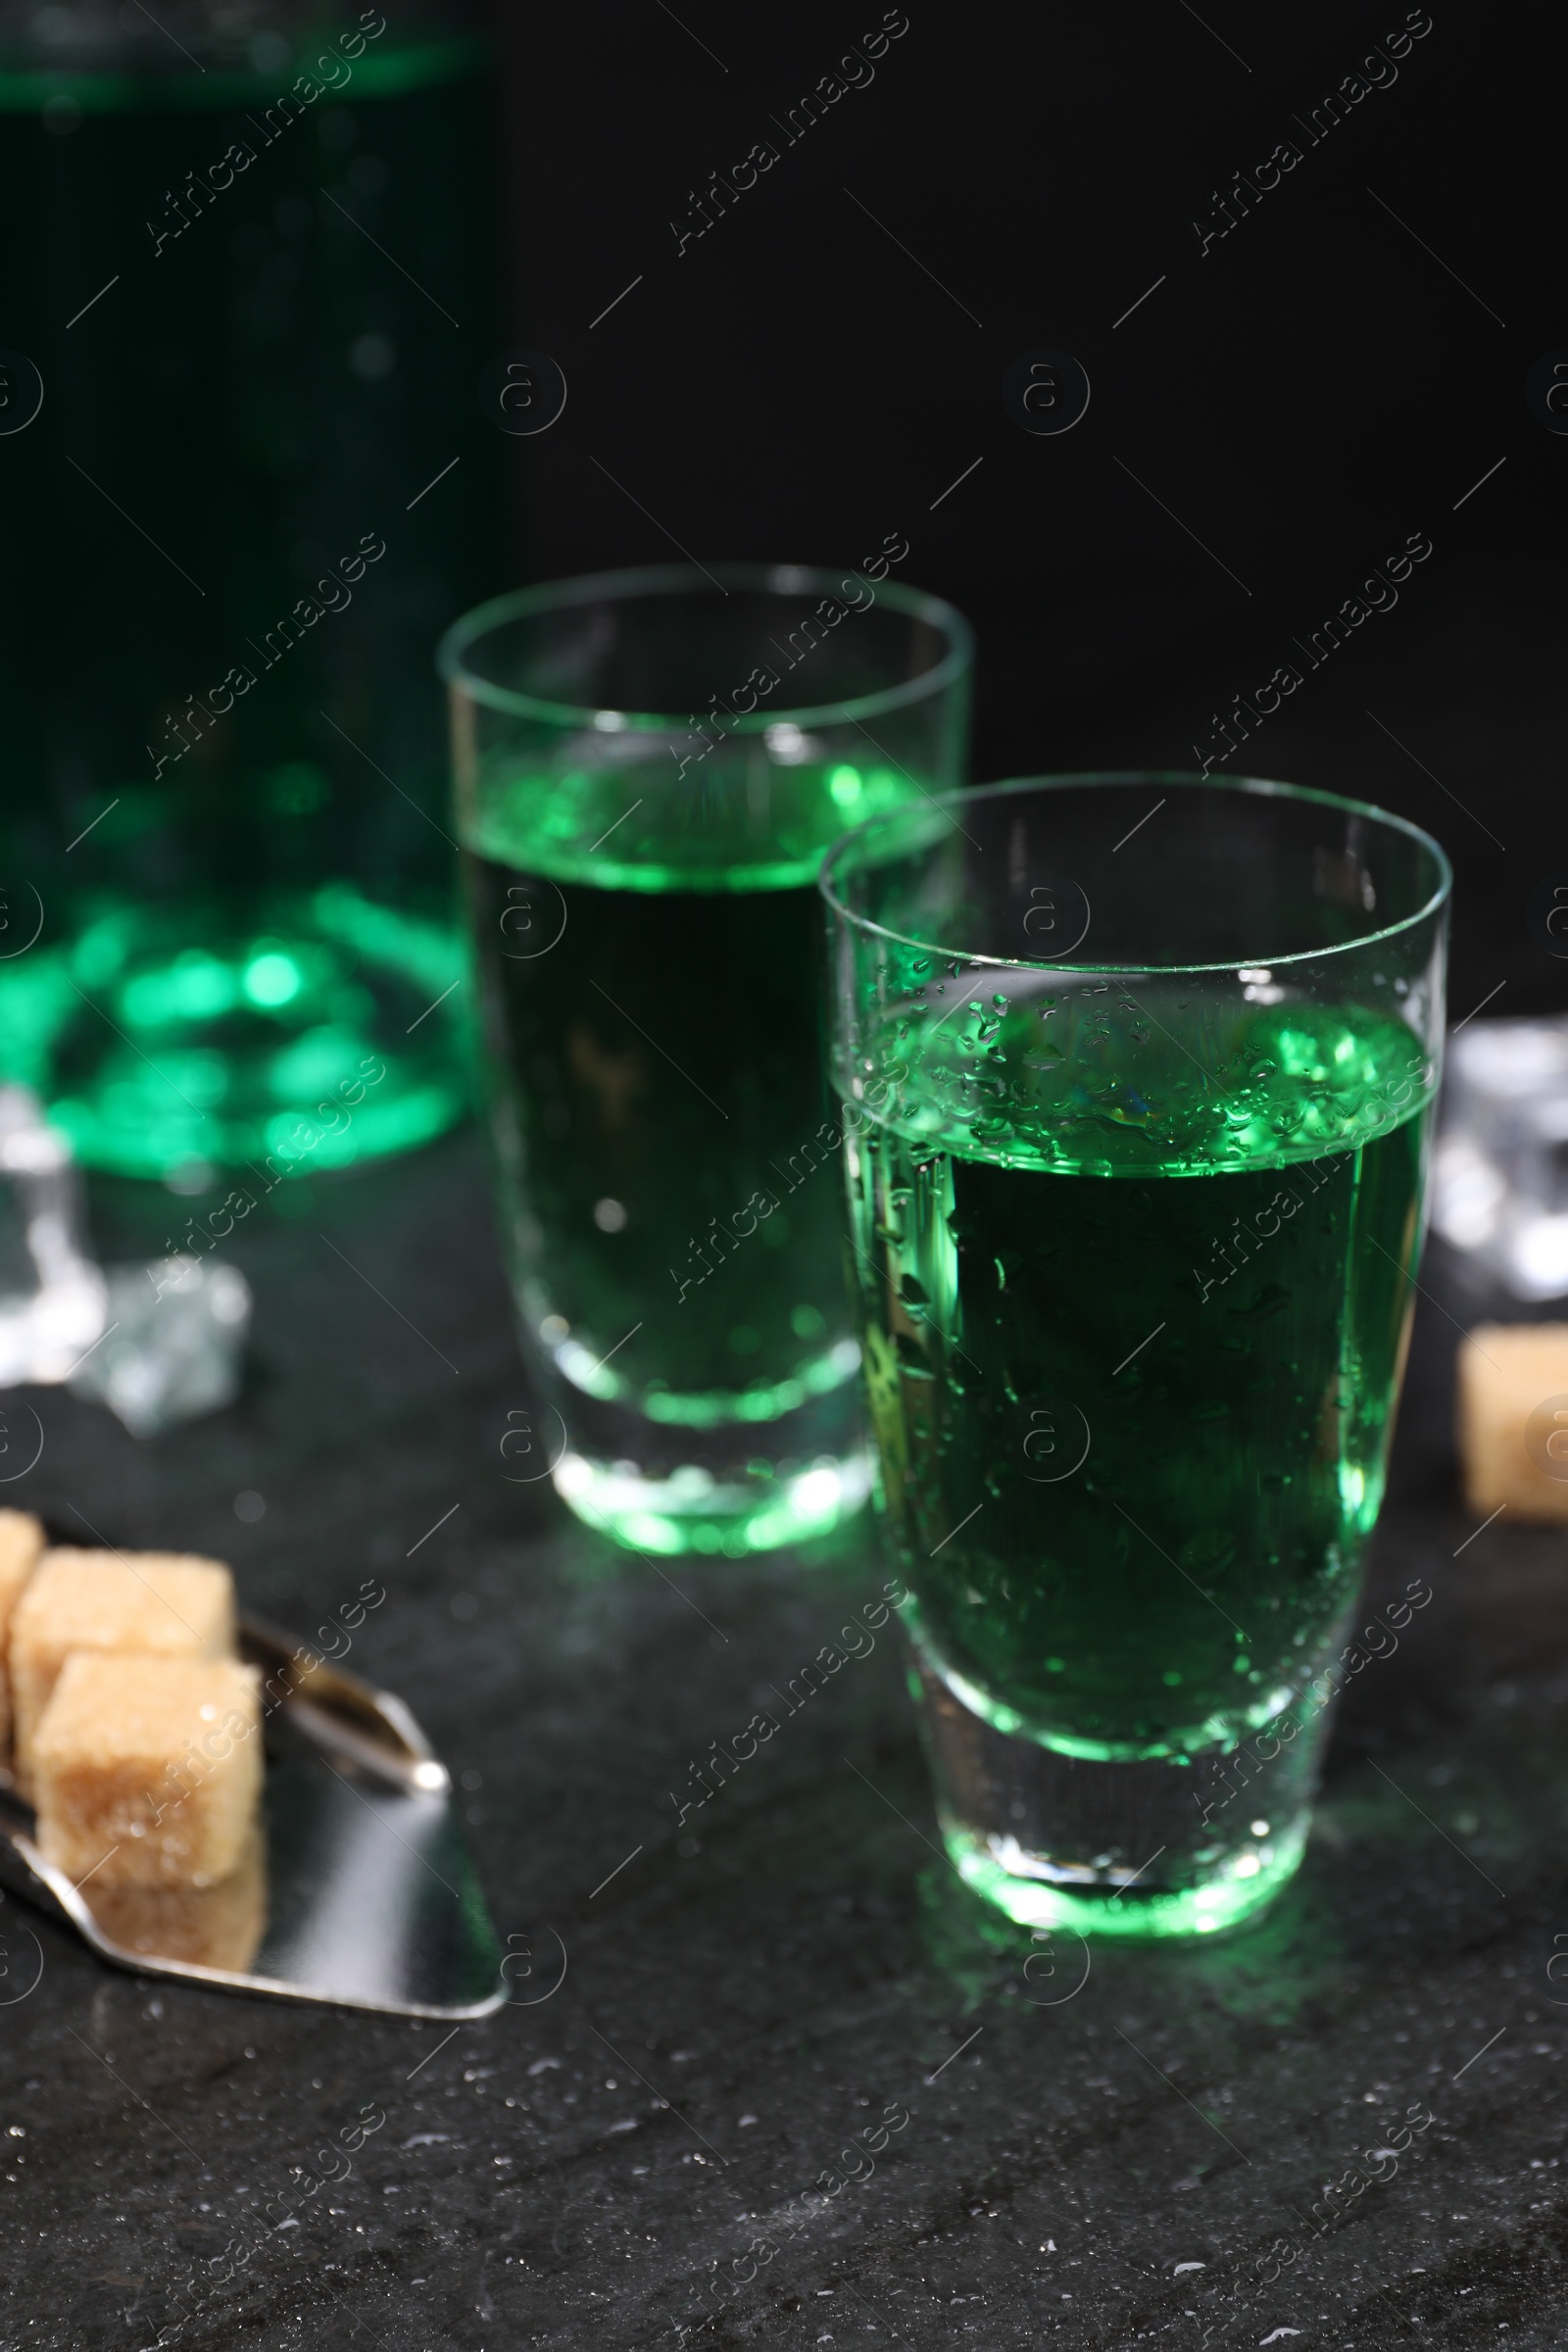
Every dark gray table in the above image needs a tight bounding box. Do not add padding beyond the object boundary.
[3,1131,1565,2349]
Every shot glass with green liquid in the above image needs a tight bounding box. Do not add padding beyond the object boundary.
[439,563,972,1556]
[821,774,1449,1937]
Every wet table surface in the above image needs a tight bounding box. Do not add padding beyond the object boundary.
[4,1130,1567,2351]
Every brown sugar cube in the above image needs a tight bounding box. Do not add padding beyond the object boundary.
[0,1509,46,1758]
[9,1548,235,1793]
[1456,1323,1568,1524]
[85,1827,268,1974]
[33,1651,262,1889]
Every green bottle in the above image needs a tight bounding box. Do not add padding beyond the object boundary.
[0,4,506,1183]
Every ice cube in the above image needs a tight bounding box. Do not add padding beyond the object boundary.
[1433,1015,1568,1298]
[0,1085,109,1387]
[69,1254,252,1439]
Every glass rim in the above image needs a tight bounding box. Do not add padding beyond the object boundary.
[434,561,974,734]
[819,770,1453,977]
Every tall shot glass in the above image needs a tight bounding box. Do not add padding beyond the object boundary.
[439,563,972,1556]
[820,774,1450,1937]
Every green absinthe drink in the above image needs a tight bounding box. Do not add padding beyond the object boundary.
[442,565,972,1556]
[823,776,1450,1938]
[0,3,504,1182]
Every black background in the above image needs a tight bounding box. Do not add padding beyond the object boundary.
[491,0,1562,1019]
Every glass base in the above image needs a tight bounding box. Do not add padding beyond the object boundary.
[553,1444,875,1556]
[0,888,467,1180]
[532,1348,874,1555]
[911,1644,1329,1941]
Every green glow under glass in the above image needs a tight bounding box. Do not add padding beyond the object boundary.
[0,889,467,1179]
